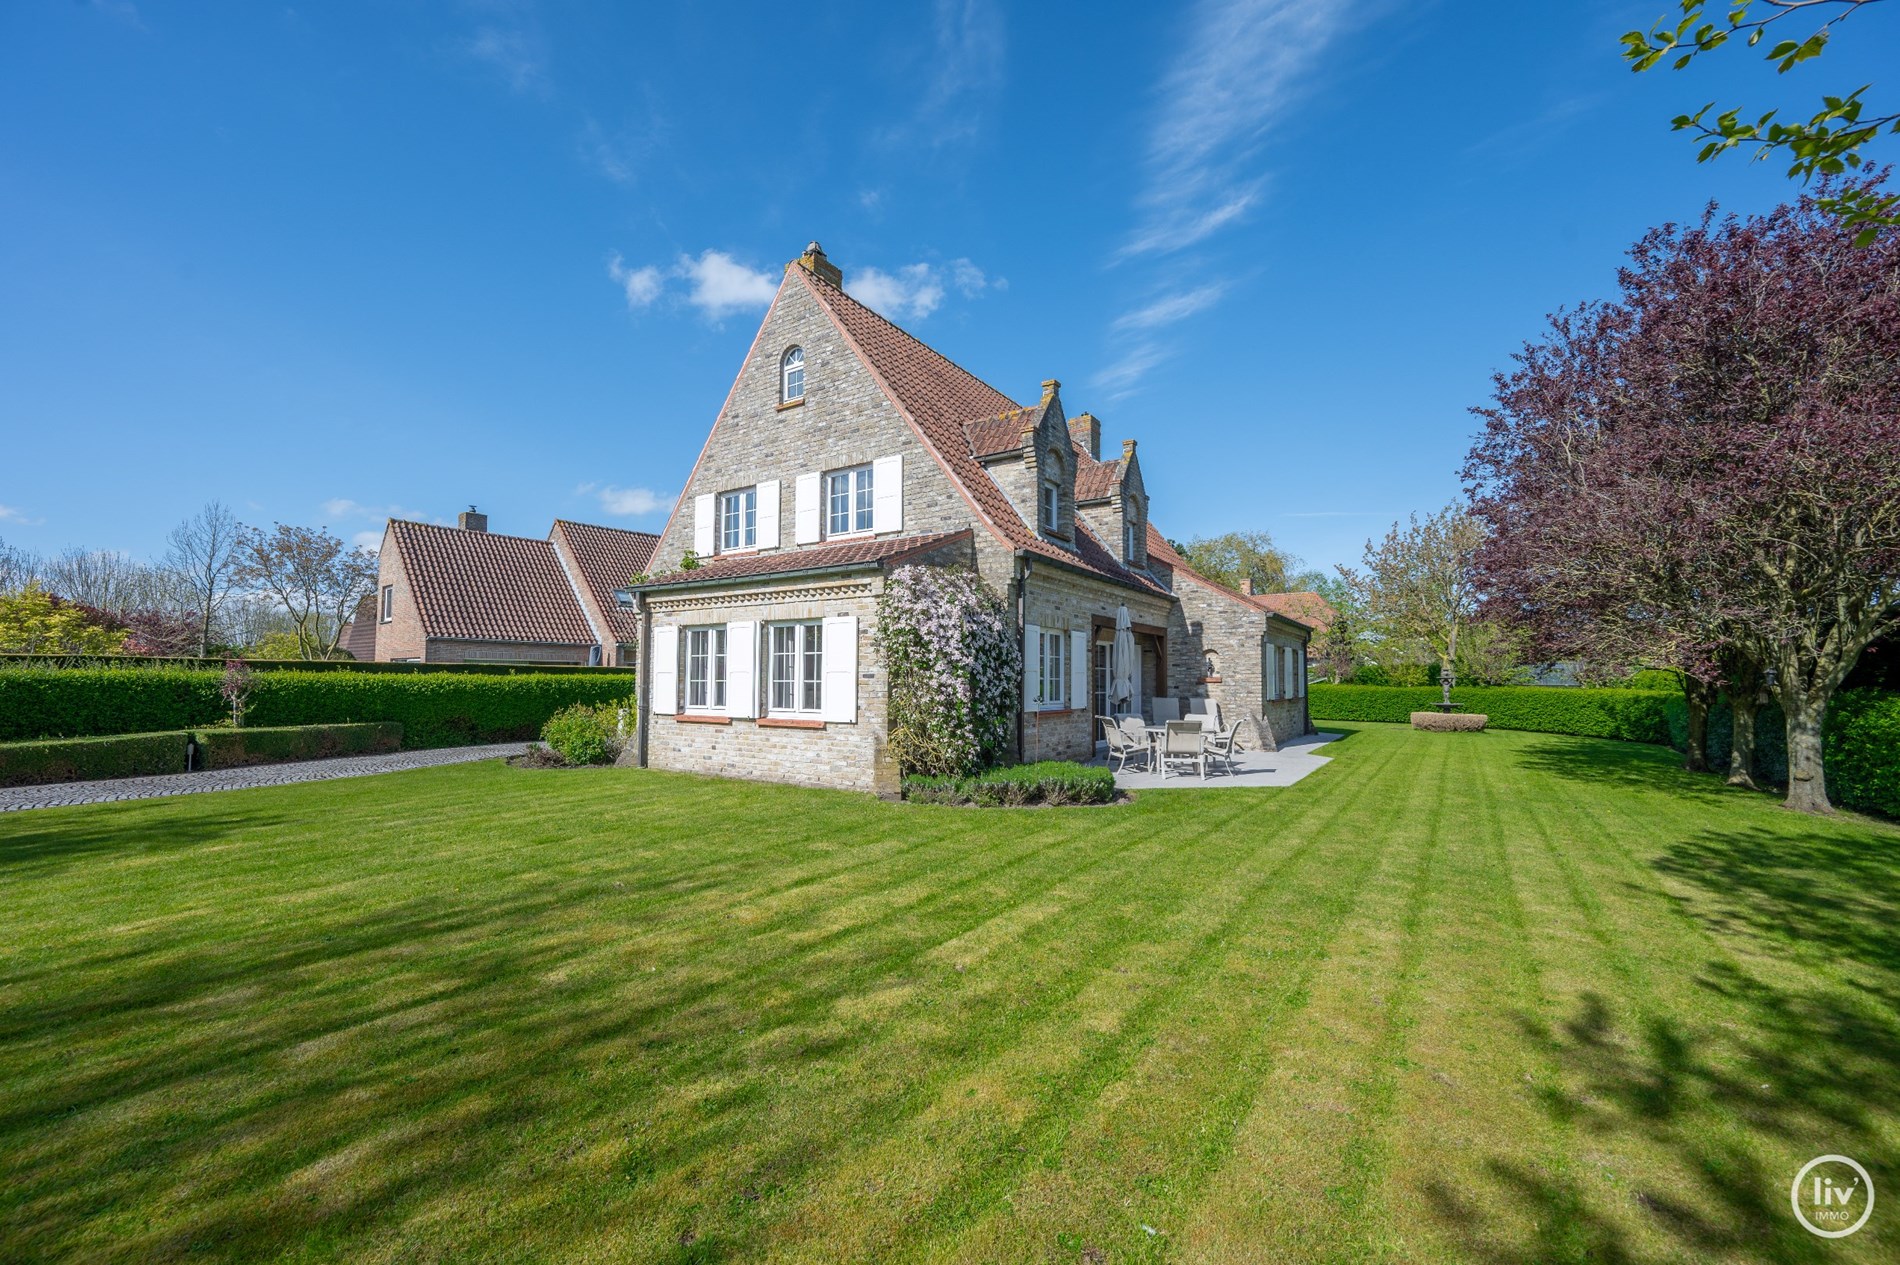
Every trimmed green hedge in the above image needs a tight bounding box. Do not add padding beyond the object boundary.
[0,665,636,747]
[1667,688,1899,819]
[0,731,186,787]
[192,723,403,769]
[1309,684,1675,743]
[0,653,631,675]
[904,761,1116,806]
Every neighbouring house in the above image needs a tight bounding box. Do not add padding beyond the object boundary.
[627,242,1315,794]
[359,508,656,666]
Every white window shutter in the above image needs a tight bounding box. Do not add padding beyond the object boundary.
[726,620,758,718]
[692,494,714,557]
[794,472,821,544]
[1070,629,1087,713]
[821,614,857,723]
[1023,623,1040,708]
[755,480,780,549]
[651,624,679,715]
[872,454,902,533]
[1266,642,1279,700]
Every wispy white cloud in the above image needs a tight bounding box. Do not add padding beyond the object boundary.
[880,0,1006,149]
[607,253,664,308]
[461,23,548,95]
[576,482,675,518]
[351,530,385,553]
[849,264,947,322]
[1091,341,1172,402]
[0,504,45,526]
[1122,0,1351,259]
[1111,283,1227,333]
[676,250,778,318]
[323,498,430,523]
[86,0,147,32]
[950,257,1004,296]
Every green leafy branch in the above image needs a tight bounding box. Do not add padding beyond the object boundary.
[1622,0,1897,241]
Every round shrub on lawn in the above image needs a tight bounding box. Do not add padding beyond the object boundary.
[539,702,623,766]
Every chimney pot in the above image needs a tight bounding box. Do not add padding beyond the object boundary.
[458,506,488,532]
[795,240,843,287]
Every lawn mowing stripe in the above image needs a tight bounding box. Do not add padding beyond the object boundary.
[1497,731,1881,1264]
[803,740,1416,1262]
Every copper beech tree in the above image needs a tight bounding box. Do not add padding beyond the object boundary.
[1468,180,1900,813]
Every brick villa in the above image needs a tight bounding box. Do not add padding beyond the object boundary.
[348,508,656,667]
[624,243,1315,794]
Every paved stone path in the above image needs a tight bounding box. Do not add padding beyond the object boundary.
[0,743,530,813]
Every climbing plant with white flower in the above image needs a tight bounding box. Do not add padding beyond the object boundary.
[875,565,1019,778]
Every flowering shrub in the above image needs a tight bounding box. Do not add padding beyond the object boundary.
[876,565,1020,777]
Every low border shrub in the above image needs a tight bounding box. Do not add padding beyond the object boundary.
[1311,684,1673,743]
[903,761,1115,806]
[191,723,403,770]
[538,704,622,766]
[1411,712,1488,732]
[0,731,185,787]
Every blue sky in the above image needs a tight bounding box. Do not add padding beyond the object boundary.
[4,0,1896,574]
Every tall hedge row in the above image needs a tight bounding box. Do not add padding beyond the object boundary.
[1664,688,1900,819]
[1308,684,1676,743]
[0,666,635,748]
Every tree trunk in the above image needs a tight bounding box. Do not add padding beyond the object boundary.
[1723,653,1765,790]
[1727,691,1760,789]
[1782,691,1833,814]
[1682,677,1713,773]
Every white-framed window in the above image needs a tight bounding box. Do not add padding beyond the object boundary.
[768,621,824,714]
[1036,629,1067,708]
[718,488,756,551]
[380,584,393,623]
[781,346,805,403]
[1040,480,1061,532]
[825,464,875,536]
[1124,519,1138,560]
[685,626,727,710]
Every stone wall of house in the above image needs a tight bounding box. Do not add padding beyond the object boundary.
[646,269,985,578]
[644,577,893,795]
[1021,562,1174,763]
[1166,571,1312,749]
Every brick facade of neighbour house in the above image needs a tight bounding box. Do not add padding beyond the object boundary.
[362,512,654,667]
[627,242,1319,794]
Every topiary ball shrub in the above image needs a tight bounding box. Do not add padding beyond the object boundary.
[1411,711,1488,732]
[538,703,622,766]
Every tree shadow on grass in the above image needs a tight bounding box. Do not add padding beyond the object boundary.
[1508,734,1742,804]
[0,806,304,875]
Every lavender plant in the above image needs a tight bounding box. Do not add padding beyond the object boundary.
[876,565,1020,777]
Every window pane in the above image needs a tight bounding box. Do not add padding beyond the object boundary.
[713,628,727,708]
[742,489,756,546]
[827,472,849,536]
[771,625,795,711]
[855,467,874,532]
[801,623,823,711]
[687,629,708,707]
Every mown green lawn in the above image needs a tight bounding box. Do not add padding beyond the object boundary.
[2,724,1895,1264]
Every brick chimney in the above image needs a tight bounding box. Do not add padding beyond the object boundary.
[458,506,488,532]
[1240,578,1254,595]
[1068,411,1101,461]
[795,240,843,287]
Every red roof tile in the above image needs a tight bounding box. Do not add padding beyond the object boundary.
[1249,589,1335,632]
[1074,456,1120,502]
[640,530,971,588]
[797,267,1161,594]
[390,520,595,645]
[551,519,658,643]
[964,409,1039,457]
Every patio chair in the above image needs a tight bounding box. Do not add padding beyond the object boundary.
[1151,697,1182,724]
[1203,719,1243,776]
[1186,698,1221,733]
[1159,720,1208,781]
[1100,717,1147,773]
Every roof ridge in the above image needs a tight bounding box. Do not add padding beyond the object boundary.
[552,518,661,538]
[800,270,1020,414]
[391,518,556,547]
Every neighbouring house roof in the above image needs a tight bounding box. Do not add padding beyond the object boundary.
[388,519,595,645]
[551,519,658,644]
[1249,589,1335,632]
[639,529,972,589]
[794,266,1163,596]
[341,593,378,660]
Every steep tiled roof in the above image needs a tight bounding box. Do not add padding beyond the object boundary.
[1074,455,1120,502]
[551,520,658,643]
[389,520,595,645]
[341,592,378,660]
[640,530,971,588]
[796,267,1159,594]
[965,408,1040,458]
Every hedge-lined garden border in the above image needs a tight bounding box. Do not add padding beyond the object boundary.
[1310,685,1675,743]
[192,723,403,770]
[0,665,637,746]
[0,732,188,787]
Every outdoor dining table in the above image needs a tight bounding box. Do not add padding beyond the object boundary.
[1141,720,1204,766]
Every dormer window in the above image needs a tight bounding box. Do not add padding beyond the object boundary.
[781,347,805,404]
[1040,479,1060,532]
[1124,519,1138,560]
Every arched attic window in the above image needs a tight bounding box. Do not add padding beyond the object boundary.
[781,346,805,404]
